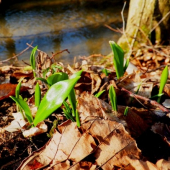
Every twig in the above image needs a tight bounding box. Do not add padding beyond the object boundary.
[0,42,33,64]
[121,87,170,113]
[26,43,42,52]
[104,24,122,33]
[150,11,170,34]
[51,49,70,62]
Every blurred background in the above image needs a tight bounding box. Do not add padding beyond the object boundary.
[0,0,128,65]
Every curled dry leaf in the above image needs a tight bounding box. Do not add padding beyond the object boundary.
[91,73,101,94]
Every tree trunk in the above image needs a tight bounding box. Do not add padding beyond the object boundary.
[118,0,170,52]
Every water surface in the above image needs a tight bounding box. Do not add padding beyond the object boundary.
[0,0,127,65]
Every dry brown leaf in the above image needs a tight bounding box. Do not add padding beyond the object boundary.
[17,130,61,170]
[45,160,70,170]
[78,92,152,138]
[164,84,170,97]
[94,120,141,169]
[77,92,119,122]
[90,73,101,94]
[0,83,28,101]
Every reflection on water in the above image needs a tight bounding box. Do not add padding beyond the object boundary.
[0,0,127,65]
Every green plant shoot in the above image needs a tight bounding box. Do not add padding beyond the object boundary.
[15,79,22,99]
[76,109,80,127]
[68,70,83,117]
[62,101,75,122]
[109,85,117,111]
[35,82,41,107]
[37,72,68,87]
[47,72,68,86]
[33,76,80,126]
[10,96,33,124]
[157,65,169,103]
[30,46,38,77]
[95,90,105,98]
[109,41,128,79]
[124,106,129,116]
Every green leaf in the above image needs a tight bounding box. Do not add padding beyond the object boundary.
[76,109,80,127]
[95,90,105,98]
[47,72,68,86]
[124,106,129,116]
[35,82,41,107]
[10,96,33,124]
[30,46,38,71]
[157,65,169,103]
[70,70,83,79]
[109,41,124,79]
[15,79,22,98]
[109,85,117,111]
[102,68,109,76]
[68,70,83,117]
[33,76,80,126]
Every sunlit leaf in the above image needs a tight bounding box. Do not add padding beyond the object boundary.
[109,41,124,79]
[76,109,80,127]
[47,72,68,86]
[33,77,80,126]
[15,79,22,98]
[10,96,33,124]
[157,65,169,103]
[30,46,38,77]
[95,90,105,98]
[35,82,41,107]
[68,70,83,117]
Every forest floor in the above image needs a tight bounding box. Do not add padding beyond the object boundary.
[1,44,170,170]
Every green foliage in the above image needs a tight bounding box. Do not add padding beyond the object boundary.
[157,65,169,103]
[15,79,22,99]
[109,85,117,111]
[95,90,105,98]
[68,70,83,117]
[10,96,33,124]
[62,101,75,122]
[35,82,41,107]
[124,106,129,116]
[42,64,63,78]
[30,46,38,77]
[109,41,129,79]
[102,68,110,76]
[46,72,68,86]
[33,76,80,126]
[76,109,80,127]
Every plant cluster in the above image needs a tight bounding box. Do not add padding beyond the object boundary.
[11,46,82,129]
[11,42,169,135]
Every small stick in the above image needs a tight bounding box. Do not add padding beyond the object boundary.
[0,42,33,64]
[104,24,122,33]
[150,11,170,34]
[121,87,170,113]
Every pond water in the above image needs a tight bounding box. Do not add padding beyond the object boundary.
[0,0,127,65]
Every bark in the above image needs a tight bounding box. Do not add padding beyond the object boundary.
[118,0,170,52]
